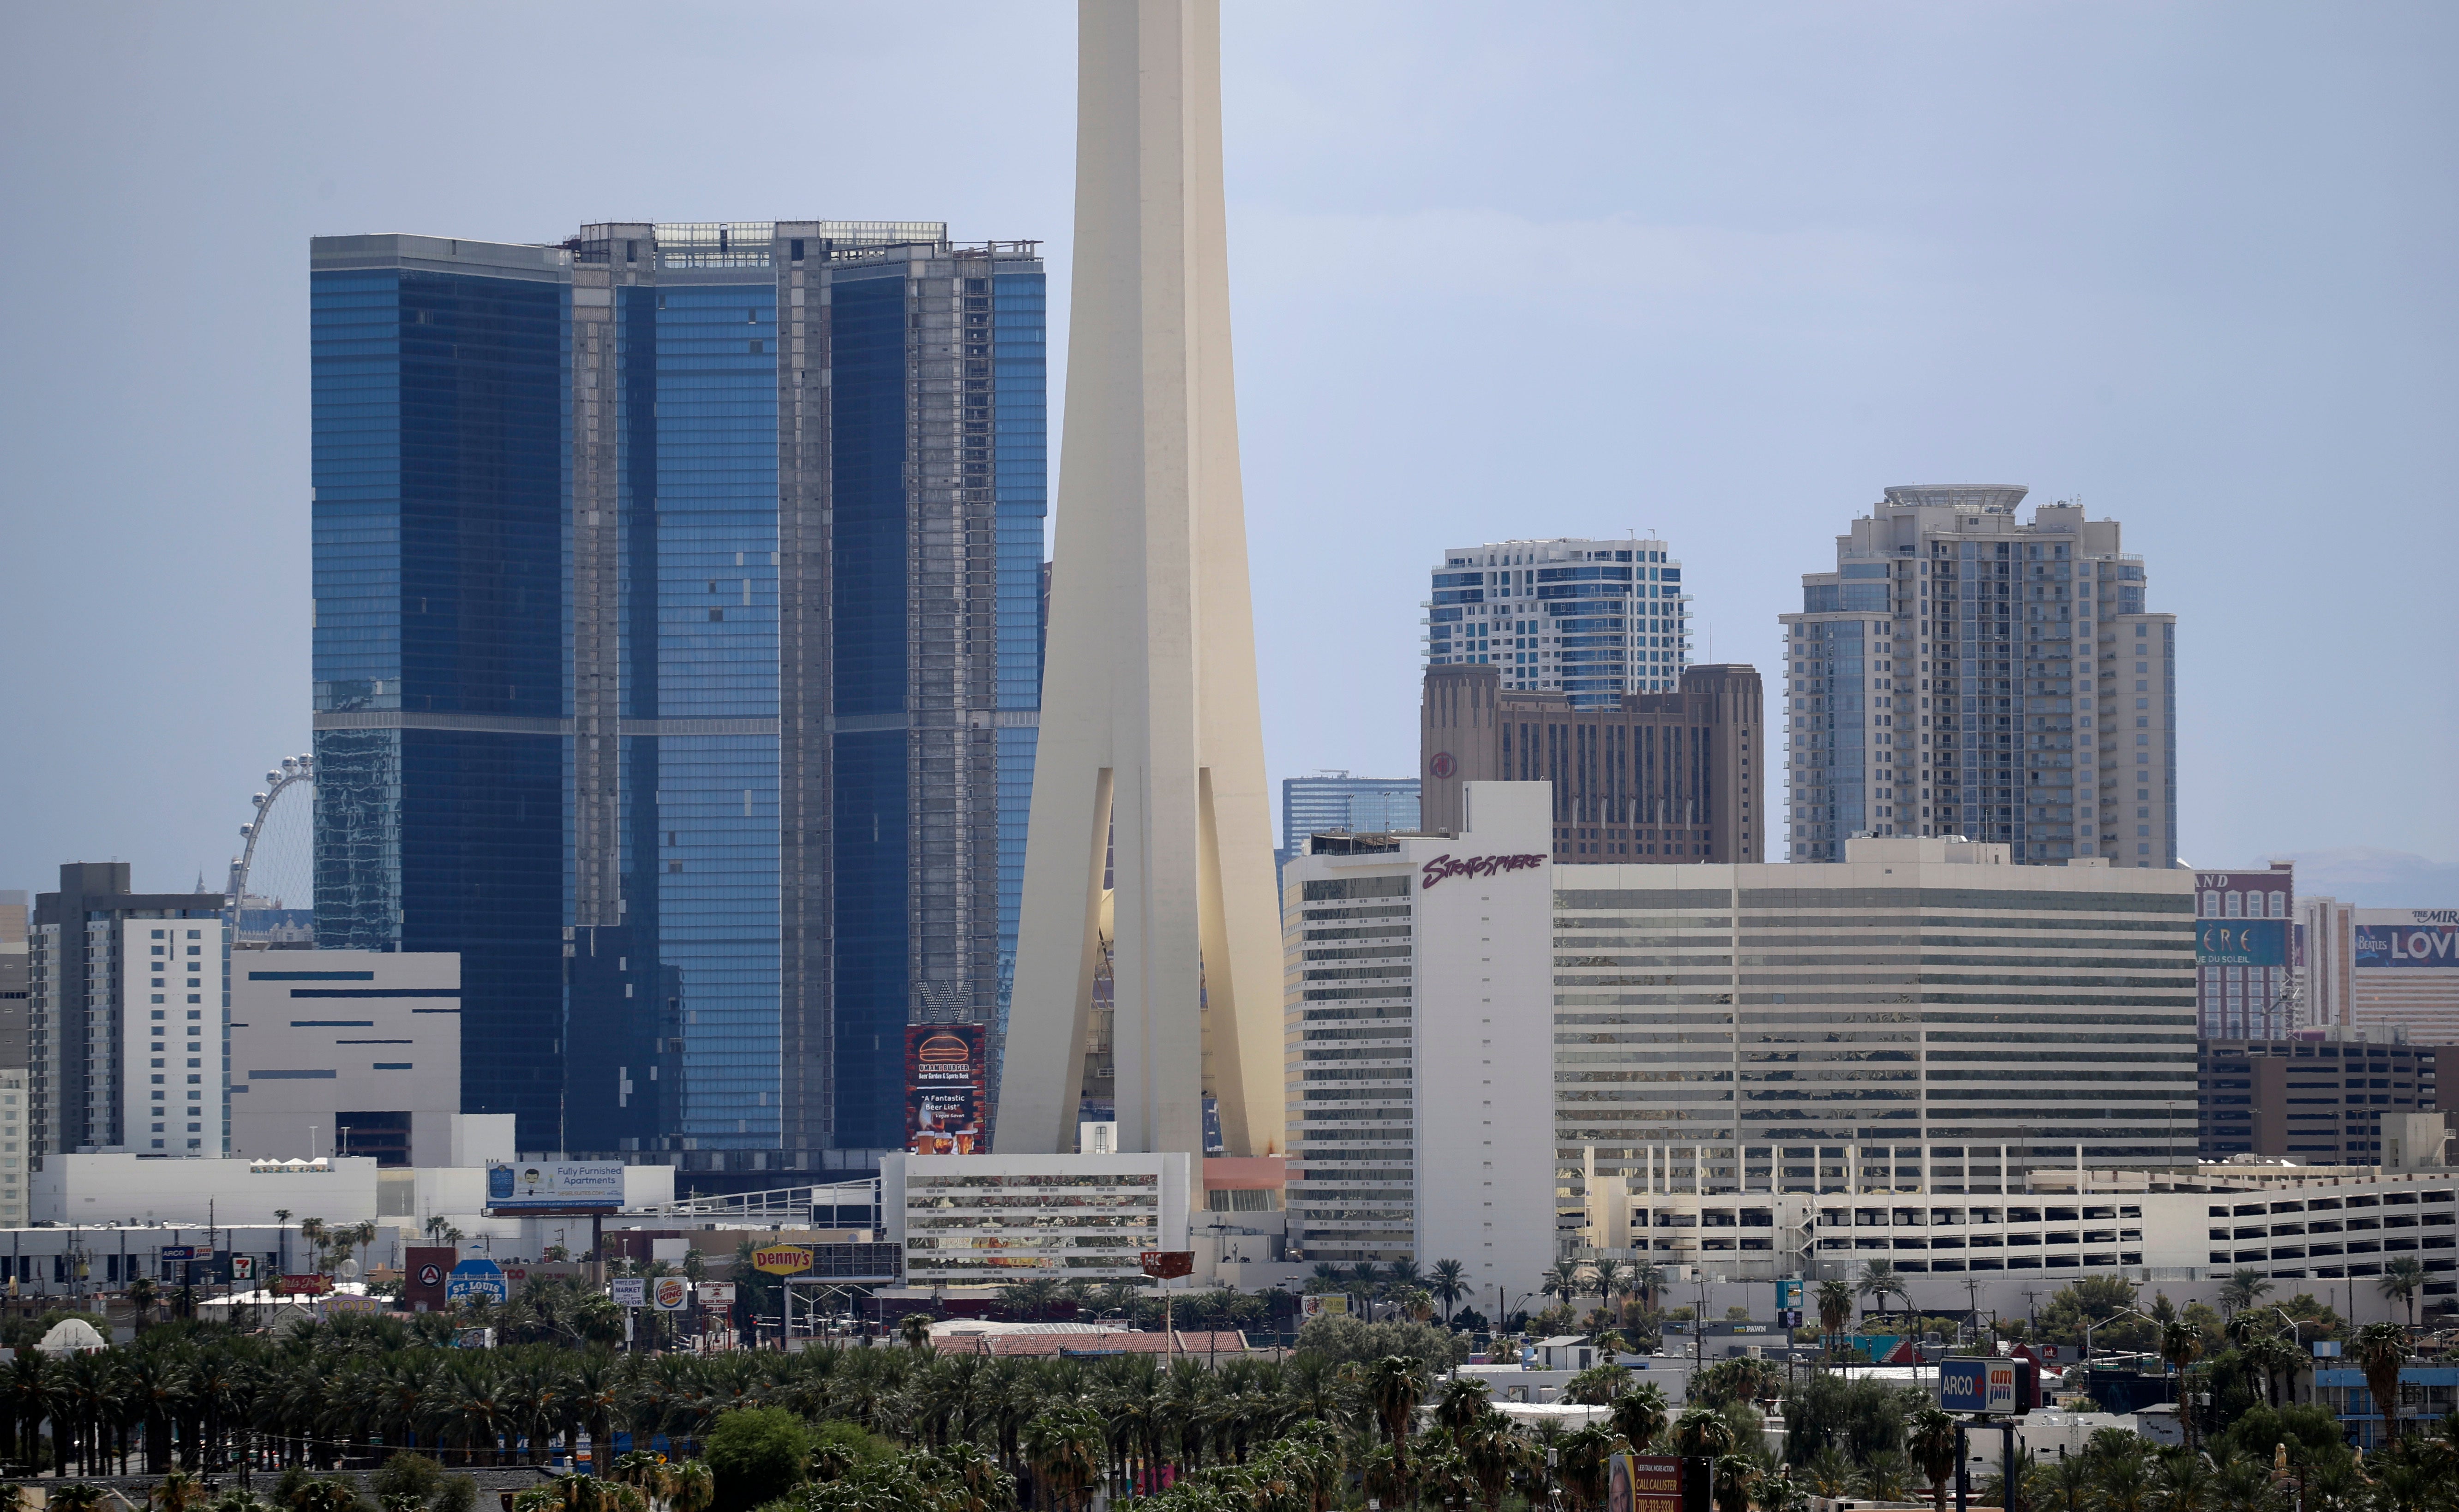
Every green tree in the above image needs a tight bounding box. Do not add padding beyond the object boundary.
[702,1407,810,1512]
[1359,1355,1430,1495]
[1608,1380,1670,1454]
[1855,1261,1910,1331]
[1542,1262,1586,1313]
[1427,1259,1470,1323]
[1906,1407,1959,1512]
[2218,1269,2273,1320]
[1672,1406,1734,1460]
[1564,1363,1628,1406]
[2375,1257,2425,1332]
[2160,1319,2207,1448]
[1021,1405,1105,1512]
[1815,1280,1855,1356]
[2352,1320,2411,1445]
[2036,1275,2148,1351]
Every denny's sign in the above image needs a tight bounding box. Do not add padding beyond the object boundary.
[751,1246,813,1275]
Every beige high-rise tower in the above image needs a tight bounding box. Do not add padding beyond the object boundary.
[996,0,1283,1160]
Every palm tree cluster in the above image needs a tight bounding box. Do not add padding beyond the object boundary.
[1784,1363,2459,1512]
[1300,1260,1466,1328]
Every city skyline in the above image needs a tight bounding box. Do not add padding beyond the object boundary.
[4,4,2455,903]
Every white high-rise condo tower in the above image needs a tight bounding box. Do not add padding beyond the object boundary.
[996,0,1283,1160]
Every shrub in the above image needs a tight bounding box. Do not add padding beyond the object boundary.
[706,1407,813,1512]
[372,1453,444,1510]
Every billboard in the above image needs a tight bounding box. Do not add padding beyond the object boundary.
[649,1276,691,1312]
[2356,914,2459,969]
[1940,1357,2019,1414]
[485,1161,625,1212]
[445,1258,508,1307]
[1299,1294,1349,1319]
[752,1246,813,1275]
[2197,920,2287,967]
[1606,1455,1686,1512]
[405,1247,456,1311]
[906,1025,986,1155]
[609,1278,646,1308]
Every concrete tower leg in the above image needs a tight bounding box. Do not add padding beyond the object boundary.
[995,0,1283,1160]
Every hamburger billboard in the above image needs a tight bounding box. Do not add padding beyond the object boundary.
[906,1025,985,1154]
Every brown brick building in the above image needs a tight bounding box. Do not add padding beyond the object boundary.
[2199,1036,2454,1163]
[1418,662,1763,862]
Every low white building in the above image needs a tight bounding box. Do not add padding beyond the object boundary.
[35,1150,381,1225]
[883,1151,1192,1288]
[229,950,461,1164]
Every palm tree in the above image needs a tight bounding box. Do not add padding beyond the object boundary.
[2159,1319,2206,1449]
[2376,1256,2426,1332]
[1907,1407,1959,1512]
[1589,1258,1624,1313]
[1541,1262,1585,1315]
[901,1312,936,1350]
[1021,1404,1104,1512]
[1627,1258,1663,1317]
[1709,1455,1757,1512]
[667,1461,714,1512]
[1815,1279,1855,1358]
[2151,1449,2212,1512]
[1671,1406,1733,1460]
[2241,1330,2301,1409]
[1608,1381,1669,1454]
[2353,1320,2411,1445]
[1360,1355,1429,1494]
[126,1274,161,1335]
[1413,1373,1478,1434]
[154,1468,213,1512]
[1856,1261,1909,1333]
[1428,1259,1470,1323]
[1851,1450,1913,1504]
[2217,1268,2273,1320]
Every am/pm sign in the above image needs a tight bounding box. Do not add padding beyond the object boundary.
[1940,1358,2019,1414]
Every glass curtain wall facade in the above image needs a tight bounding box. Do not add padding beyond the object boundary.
[1427,537,1689,708]
[310,226,1046,1167]
[310,238,570,1149]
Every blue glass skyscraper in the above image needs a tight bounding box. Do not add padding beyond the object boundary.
[311,224,1046,1169]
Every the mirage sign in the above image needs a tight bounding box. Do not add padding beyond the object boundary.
[2356,911,2459,969]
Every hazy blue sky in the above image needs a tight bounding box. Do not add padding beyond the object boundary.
[2,2,2452,905]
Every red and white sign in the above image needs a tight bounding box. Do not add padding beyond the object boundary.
[1428,752,1457,780]
[1419,852,1545,890]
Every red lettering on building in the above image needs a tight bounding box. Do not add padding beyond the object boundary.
[1420,853,1546,890]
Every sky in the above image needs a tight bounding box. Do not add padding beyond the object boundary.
[1,2,2453,907]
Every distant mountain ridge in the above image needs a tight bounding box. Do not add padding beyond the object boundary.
[2239,847,2459,908]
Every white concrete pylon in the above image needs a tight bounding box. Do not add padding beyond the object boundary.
[996,0,1282,1160]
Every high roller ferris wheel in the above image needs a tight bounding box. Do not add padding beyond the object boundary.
[228,753,316,946]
